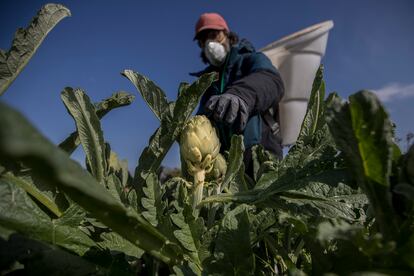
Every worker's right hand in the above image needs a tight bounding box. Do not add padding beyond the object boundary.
[205,93,249,133]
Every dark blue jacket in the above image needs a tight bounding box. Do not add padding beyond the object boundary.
[192,39,284,159]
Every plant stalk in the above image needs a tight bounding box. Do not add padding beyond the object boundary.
[192,169,205,209]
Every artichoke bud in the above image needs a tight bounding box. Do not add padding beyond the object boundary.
[206,153,227,181]
[180,115,220,175]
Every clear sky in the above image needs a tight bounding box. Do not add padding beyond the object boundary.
[1,0,413,170]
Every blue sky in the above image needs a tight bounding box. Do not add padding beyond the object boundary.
[1,0,413,170]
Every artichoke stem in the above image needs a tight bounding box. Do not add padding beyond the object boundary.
[192,169,205,209]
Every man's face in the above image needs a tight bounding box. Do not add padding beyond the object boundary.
[197,30,227,49]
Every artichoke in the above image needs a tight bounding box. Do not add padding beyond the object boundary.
[180,115,220,175]
[179,115,221,208]
[206,153,227,181]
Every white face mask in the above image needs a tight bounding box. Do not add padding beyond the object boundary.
[204,40,227,67]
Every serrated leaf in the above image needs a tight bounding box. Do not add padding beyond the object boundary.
[170,211,204,255]
[106,173,123,204]
[177,82,190,98]
[56,203,86,228]
[206,205,254,275]
[61,87,107,183]
[2,172,63,217]
[296,66,325,145]
[0,178,95,256]
[251,144,276,182]
[270,191,361,221]
[0,234,103,275]
[222,135,244,191]
[141,173,165,227]
[97,232,144,258]
[0,102,182,265]
[59,91,134,155]
[122,70,170,120]
[249,208,278,244]
[0,4,71,95]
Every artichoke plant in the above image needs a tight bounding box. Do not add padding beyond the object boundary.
[180,115,220,208]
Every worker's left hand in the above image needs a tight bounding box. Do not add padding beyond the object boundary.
[205,93,249,133]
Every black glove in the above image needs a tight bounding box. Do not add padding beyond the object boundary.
[205,93,250,133]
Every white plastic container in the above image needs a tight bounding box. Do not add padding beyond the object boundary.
[260,20,334,145]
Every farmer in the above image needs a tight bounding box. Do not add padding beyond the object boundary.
[191,12,285,175]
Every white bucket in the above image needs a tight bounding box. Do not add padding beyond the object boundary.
[260,20,334,145]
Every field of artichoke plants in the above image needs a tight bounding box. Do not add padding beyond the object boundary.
[1,4,414,276]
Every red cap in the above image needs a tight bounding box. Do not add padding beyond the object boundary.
[194,13,229,40]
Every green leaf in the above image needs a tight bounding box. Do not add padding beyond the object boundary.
[296,66,325,145]
[222,135,245,191]
[122,70,170,120]
[202,159,346,206]
[172,72,216,123]
[2,172,63,217]
[97,232,144,258]
[169,184,204,267]
[173,262,200,276]
[269,191,362,221]
[0,4,71,95]
[170,211,203,262]
[348,92,393,186]
[251,144,276,182]
[94,91,135,118]
[249,208,278,244]
[61,87,107,183]
[58,91,135,155]
[132,72,216,189]
[106,173,123,204]
[177,82,190,98]
[141,173,166,227]
[0,178,95,256]
[326,91,398,239]
[56,203,86,228]
[205,205,255,275]
[0,102,182,265]
[0,234,104,275]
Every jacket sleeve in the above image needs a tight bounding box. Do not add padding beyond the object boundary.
[225,53,285,115]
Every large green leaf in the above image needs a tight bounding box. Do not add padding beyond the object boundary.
[205,205,255,275]
[2,172,63,217]
[0,102,181,265]
[0,178,95,256]
[97,232,144,259]
[170,210,204,267]
[267,191,362,221]
[141,173,166,227]
[221,135,245,192]
[0,234,104,275]
[0,4,70,95]
[131,72,216,189]
[122,70,170,120]
[295,66,326,147]
[326,91,398,240]
[201,155,345,205]
[61,87,107,183]
[59,91,135,155]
